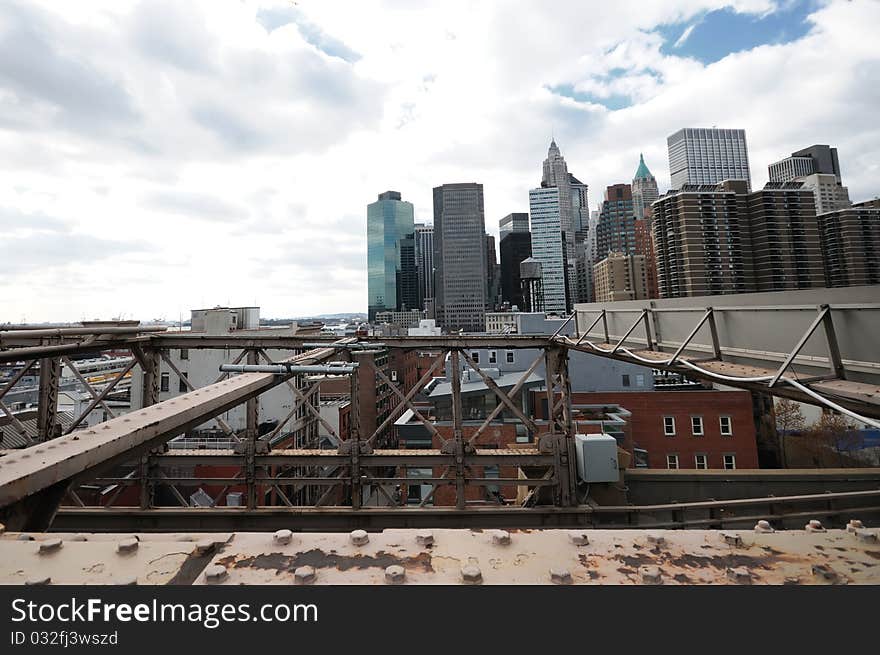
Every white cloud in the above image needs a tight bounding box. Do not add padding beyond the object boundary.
[0,0,877,321]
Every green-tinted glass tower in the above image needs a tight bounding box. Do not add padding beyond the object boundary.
[368,191,417,322]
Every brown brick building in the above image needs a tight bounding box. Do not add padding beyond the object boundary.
[818,205,880,287]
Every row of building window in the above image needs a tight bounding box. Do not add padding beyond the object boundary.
[470,351,516,365]
[663,415,732,436]
[667,453,736,469]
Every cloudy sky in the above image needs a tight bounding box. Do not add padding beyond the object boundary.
[1,0,878,322]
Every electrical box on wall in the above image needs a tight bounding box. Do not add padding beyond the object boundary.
[575,433,620,483]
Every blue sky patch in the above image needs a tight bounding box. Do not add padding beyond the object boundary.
[657,1,819,64]
[547,83,634,111]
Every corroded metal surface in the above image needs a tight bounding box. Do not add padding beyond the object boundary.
[0,533,231,585]
[2,527,877,585]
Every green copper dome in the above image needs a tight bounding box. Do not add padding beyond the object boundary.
[634,153,653,180]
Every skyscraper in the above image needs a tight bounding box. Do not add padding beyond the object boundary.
[529,140,588,312]
[499,213,531,309]
[414,223,434,310]
[768,145,850,214]
[367,191,416,322]
[667,128,751,190]
[485,234,500,310]
[433,183,487,332]
[631,153,659,219]
[768,145,842,183]
[528,186,568,314]
[596,184,637,259]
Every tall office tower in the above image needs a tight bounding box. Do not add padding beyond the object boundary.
[596,184,637,259]
[746,182,825,291]
[499,213,531,309]
[768,145,850,214]
[433,183,487,332]
[528,186,568,313]
[485,234,501,310]
[652,182,753,298]
[367,191,416,322]
[768,145,842,183]
[539,140,588,308]
[667,128,752,190]
[414,223,435,310]
[592,252,649,302]
[632,153,659,219]
[633,218,659,298]
[818,206,880,287]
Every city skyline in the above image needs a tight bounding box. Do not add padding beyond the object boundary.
[1,0,879,321]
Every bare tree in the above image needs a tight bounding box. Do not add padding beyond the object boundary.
[774,398,805,467]
[806,412,862,467]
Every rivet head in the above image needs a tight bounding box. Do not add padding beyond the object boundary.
[754,520,774,533]
[569,531,589,546]
[461,565,483,584]
[39,538,63,554]
[726,567,752,584]
[492,530,511,546]
[194,539,216,555]
[350,529,369,546]
[640,566,663,584]
[25,576,51,586]
[806,520,825,533]
[69,534,88,542]
[204,565,228,584]
[294,566,316,585]
[854,529,878,544]
[646,532,665,546]
[846,520,864,533]
[415,530,434,546]
[116,537,139,554]
[120,576,138,586]
[550,567,572,585]
[17,534,34,541]
[722,533,744,547]
[274,529,293,545]
[385,565,406,584]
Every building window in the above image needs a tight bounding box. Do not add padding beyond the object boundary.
[178,372,188,393]
[723,454,736,470]
[666,454,679,470]
[180,348,189,360]
[720,416,732,436]
[636,374,645,387]
[622,374,630,387]
[695,454,708,470]
[663,416,675,436]
[506,351,515,364]
[489,350,497,365]
[691,416,704,436]
[160,372,169,393]
[471,351,480,364]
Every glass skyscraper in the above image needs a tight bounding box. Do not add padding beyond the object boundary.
[528,186,568,314]
[367,191,417,322]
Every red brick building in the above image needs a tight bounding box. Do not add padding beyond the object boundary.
[570,390,759,470]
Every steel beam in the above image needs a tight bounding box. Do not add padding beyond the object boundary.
[37,357,61,441]
[0,343,348,511]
